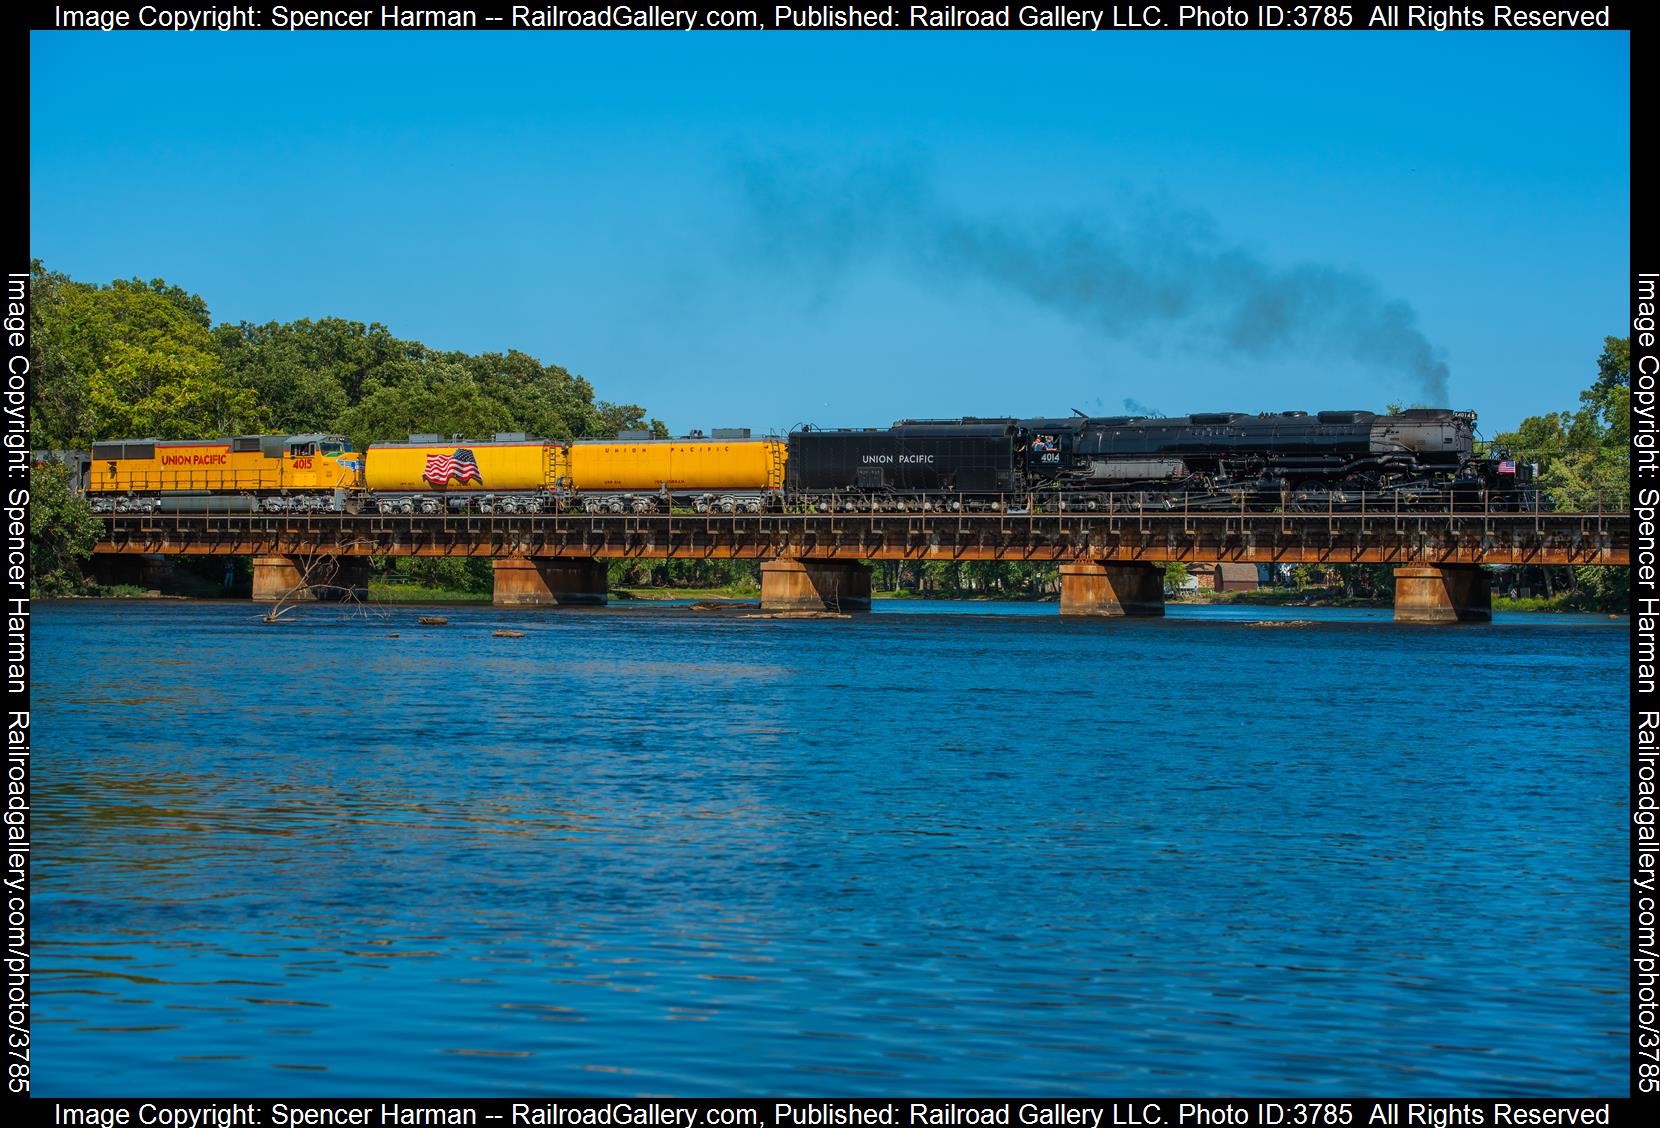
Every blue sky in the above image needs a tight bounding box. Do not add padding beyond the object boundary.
[30,31,1629,437]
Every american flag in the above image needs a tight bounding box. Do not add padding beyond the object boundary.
[423,448,482,485]
[1498,459,1517,475]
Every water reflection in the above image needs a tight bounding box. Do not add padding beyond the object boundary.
[31,600,1628,1095]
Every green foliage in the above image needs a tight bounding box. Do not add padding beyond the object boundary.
[384,557,494,594]
[28,461,102,595]
[29,261,263,448]
[32,261,666,453]
[608,558,759,591]
[868,559,1058,598]
[337,362,518,451]
[1489,335,1630,612]
[213,318,418,433]
[1490,334,1629,510]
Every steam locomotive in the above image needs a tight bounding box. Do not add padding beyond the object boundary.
[790,408,1533,510]
[58,407,1533,515]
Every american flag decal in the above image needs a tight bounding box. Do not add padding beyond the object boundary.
[1498,459,1517,475]
[423,448,482,486]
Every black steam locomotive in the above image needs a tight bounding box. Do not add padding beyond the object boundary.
[786,408,1533,511]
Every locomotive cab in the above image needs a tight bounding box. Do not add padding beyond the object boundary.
[281,434,360,493]
[1022,426,1071,480]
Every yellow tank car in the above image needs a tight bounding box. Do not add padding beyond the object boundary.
[362,435,563,514]
[87,434,359,513]
[567,431,786,513]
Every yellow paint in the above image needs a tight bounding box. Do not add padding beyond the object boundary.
[88,437,358,495]
[363,441,558,493]
[567,439,786,492]
[89,441,277,494]
[87,434,787,500]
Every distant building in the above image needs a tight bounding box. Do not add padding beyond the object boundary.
[1188,562,1262,592]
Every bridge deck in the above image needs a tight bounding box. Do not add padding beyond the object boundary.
[94,506,1629,566]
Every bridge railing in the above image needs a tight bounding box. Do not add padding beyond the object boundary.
[91,491,1629,566]
[84,485,1632,518]
[801,487,1628,518]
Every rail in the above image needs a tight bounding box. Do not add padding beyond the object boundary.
[87,484,1629,515]
[91,490,1631,567]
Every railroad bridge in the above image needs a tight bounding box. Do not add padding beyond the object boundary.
[92,496,1630,623]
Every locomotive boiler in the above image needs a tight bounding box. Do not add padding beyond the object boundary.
[787,408,1531,511]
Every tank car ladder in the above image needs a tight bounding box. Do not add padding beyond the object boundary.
[542,442,565,505]
[768,441,787,504]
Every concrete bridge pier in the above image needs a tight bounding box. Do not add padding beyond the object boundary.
[1393,564,1492,623]
[1059,561,1165,617]
[492,557,608,607]
[252,555,369,602]
[760,559,872,612]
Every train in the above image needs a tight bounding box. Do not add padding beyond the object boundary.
[54,408,1536,515]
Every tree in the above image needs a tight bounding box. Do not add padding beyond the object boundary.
[34,262,669,457]
[30,267,263,447]
[119,277,211,328]
[335,360,518,451]
[214,317,423,433]
[595,400,668,439]
[27,260,78,448]
[1490,336,1629,610]
[393,556,493,593]
[28,461,101,595]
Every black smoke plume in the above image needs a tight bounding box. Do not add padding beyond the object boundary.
[736,160,1450,406]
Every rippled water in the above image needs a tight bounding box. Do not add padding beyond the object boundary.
[31,599,1628,1096]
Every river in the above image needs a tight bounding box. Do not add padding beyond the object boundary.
[29,599,1628,1095]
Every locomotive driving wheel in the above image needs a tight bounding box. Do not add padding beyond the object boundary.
[1290,480,1328,512]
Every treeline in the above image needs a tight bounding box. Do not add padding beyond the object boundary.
[1486,335,1629,611]
[27,260,664,453]
[384,559,1066,599]
[26,260,664,593]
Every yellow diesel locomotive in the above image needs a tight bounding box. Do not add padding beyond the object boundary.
[86,434,362,512]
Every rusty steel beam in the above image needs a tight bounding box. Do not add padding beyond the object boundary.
[90,510,1630,566]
